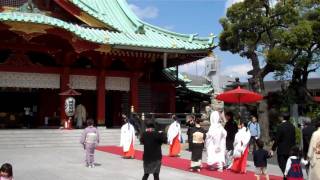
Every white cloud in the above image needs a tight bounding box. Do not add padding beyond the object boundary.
[179,60,206,76]
[309,72,320,78]
[163,25,175,31]
[225,0,243,9]
[129,4,159,20]
[221,64,252,79]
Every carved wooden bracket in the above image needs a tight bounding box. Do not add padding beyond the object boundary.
[3,50,38,67]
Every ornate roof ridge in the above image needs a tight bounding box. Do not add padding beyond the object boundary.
[68,0,214,46]
[0,11,211,53]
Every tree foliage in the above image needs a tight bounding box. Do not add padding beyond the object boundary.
[274,1,320,104]
[220,0,320,140]
[219,0,301,141]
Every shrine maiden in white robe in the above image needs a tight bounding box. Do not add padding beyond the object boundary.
[120,122,135,153]
[167,121,181,145]
[167,120,182,156]
[206,111,227,168]
[230,126,251,173]
[233,127,251,158]
[307,127,320,180]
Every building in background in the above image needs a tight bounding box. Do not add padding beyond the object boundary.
[204,53,234,93]
[0,0,214,128]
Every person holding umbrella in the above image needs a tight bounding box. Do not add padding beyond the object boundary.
[215,86,263,123]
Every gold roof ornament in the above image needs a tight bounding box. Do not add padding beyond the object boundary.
[172,41,177,48]
[104,33,109,42]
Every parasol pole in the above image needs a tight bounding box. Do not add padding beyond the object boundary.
[238,94,241,122]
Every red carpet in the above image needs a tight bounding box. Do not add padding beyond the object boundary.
[97,146,282,180]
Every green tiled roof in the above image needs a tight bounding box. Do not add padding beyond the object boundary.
[164,68,213,94]
[0,0,214,52]
[164,67,192,83]
[187,85,214,94]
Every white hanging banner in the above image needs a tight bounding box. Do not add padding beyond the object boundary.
[70,75,97,90]
[0,72,60,88]
[105,77,130,91]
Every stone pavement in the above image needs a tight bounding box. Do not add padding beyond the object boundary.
[0,144,288,180]
[0,128,295,180]
[0,147,216,180]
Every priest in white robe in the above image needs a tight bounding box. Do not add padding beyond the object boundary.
[307,121,320,180]
[206,110,227,171]
[120,114,135,159]
[75,103,86,129]
[167,115,182,157]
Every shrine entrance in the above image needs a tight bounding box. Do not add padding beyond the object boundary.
[0,88,60,128]
[105,90,129,128]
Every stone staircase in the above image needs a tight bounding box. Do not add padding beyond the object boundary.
[0,127,126,148]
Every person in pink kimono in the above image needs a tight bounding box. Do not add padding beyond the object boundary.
[80,118,100,168]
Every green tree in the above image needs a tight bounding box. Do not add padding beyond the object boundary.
[219,0,300,141]
[274,1,320,105]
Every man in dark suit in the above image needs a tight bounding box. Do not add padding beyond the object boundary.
[302,118,316,174]
[270,113,296,180]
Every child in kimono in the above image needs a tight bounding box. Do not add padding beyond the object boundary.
[80,118,100,168]
[0,163,13,180]
[284,146,305,180]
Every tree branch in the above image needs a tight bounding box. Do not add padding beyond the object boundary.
[307,65,320,73]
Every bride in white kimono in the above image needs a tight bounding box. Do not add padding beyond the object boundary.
[206,110,227,171]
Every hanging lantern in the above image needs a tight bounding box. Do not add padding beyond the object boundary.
[65,97,76,117]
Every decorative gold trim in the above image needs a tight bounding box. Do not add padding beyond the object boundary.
[1,6,17,12]
[6,22,49,34]
[76,12,114,30]
[95,45,112,53]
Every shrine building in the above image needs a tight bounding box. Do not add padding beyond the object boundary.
[0,0,214,128]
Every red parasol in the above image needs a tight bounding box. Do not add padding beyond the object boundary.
[215,86,263,104]
[59,88,81,96]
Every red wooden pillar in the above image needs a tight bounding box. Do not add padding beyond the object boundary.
[96,70,106,126]
[169,85,176,113]
[130,74,139,112]
[60,67,69,126]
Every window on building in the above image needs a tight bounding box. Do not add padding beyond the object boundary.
[211,61,217,71]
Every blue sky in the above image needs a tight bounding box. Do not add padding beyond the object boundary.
[127,0,319,81]
[127,0,252,82]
